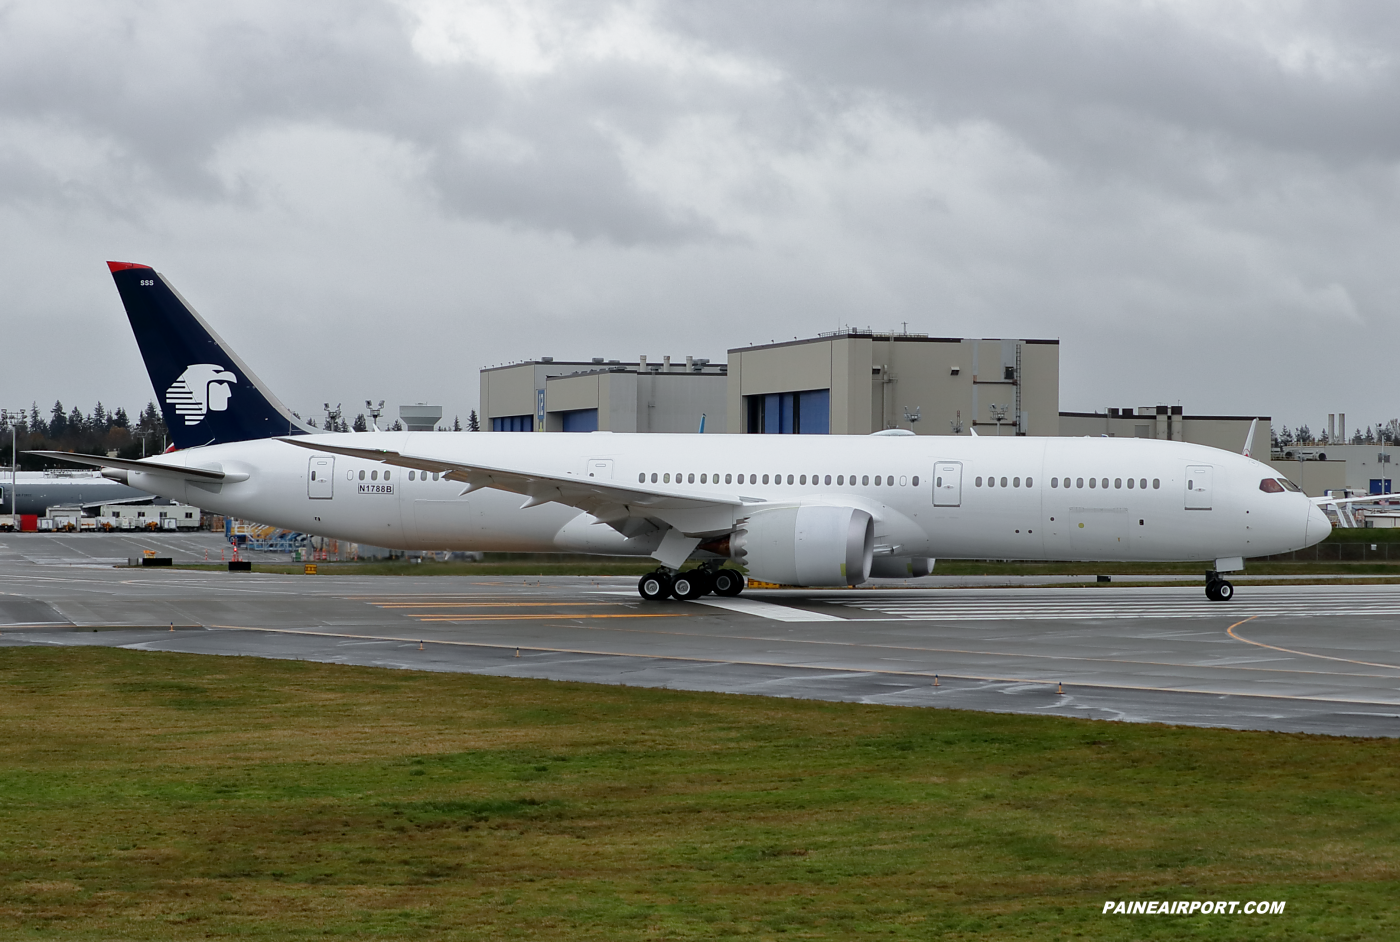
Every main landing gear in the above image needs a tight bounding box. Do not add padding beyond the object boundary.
[1204,570,1234,602]
[637,566,746,601]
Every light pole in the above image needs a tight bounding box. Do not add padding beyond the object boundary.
[1,408,20,520]
[989,403,1009,436]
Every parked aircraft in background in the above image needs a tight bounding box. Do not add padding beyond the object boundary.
[37,263,1332,602]
[0,470,157,516]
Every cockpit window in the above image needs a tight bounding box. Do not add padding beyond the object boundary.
[1278,478,1302,492]
[1259,478,1285,493]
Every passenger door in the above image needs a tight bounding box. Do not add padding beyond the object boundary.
[1185,465,1213,510]
[307,456,334,499]
[933,461,963,507]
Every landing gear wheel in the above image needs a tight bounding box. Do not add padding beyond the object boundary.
[671,571,709,601]
[711,569,746,597]
[1204,578,1234,602]
[638,571,672,601]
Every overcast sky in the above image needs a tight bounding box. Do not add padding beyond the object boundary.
[2,0,1397,434]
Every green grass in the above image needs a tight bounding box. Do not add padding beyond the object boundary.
[1,647,1397,939]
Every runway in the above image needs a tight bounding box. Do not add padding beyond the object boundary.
[2,535,1398,737]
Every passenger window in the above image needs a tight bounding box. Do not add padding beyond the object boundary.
[750,474,757,484]
[636,473,643,483]
[433,472,440,481]
[1013,477,1020,487]
[874,475,882,486]
[900,476,907,486]
[1259,478,1285,493]
[664,473,671,483]
[1088,477,1096,488]
[762,474,770,484]
[1076,477,1083,488]
[825,475,833,485]
[725,474,732,484]
[651,473,658,483]
[787,474,794,484]
[1026,477,1032,487]
[976,476,983,487]
[1127,478,1134,489]
[687,473,694,483]
[371,470,378,481]
[800,475,807,485]
[1051,477,1058,488]
[700,473,707,483]
[1114,478,1122,488]
[358,470,365,480]
[384,471,390,480]
[912,475,919,486]
[837,475,845,485]
[1000,477,1008,487]
[1152,478,1160,489]
[862,475,870,486]
[1140,478,1147,489]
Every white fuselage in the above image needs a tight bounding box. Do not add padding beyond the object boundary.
[120,431,1331,565]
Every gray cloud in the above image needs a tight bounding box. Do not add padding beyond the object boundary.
[2,0,1399,432]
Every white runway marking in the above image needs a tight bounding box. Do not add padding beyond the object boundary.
[838,588,1400,621]
[693,597,846,622]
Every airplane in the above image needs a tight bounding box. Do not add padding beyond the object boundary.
[34,262,1333,603]
[0,469,159,516]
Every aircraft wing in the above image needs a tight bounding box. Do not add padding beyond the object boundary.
[278,438,744,537]
[1313,492,1399,507]
[27,451,234,482]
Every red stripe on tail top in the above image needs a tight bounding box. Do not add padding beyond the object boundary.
[107,261,152,272]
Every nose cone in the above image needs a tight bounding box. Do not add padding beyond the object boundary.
[1305,502,1333,547]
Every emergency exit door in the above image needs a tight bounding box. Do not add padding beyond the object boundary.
[933,461,963,507]
[308,456,334,498]
[585,458,614,479]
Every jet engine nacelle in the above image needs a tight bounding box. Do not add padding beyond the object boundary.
[869,556,935,579]
[734,505,874,586]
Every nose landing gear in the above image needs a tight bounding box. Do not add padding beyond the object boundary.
[1205,570,1234,601]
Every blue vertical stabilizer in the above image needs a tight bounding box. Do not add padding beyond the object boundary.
[108,262,315,449]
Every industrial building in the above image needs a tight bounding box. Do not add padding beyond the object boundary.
[1058,405,1347,496]
[726,331,1060,436]
[473,331,1372,499]
[1058,406,1266,454]
[480,356,728,434]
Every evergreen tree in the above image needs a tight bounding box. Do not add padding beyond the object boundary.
[29,402,43,437]
[49,401,66,439]
[93,402,107,431]
[112,406,129,429]
[467,409,480,432]
[389,420,404,431]
[1297,424,1312,445]
[453,415,462,431]
[353,413,368,432]
[68,405,84,435]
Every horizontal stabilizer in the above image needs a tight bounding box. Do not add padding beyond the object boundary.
[27,450,234,482]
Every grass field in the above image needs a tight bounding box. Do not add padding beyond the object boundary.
[1,647,1397,939]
